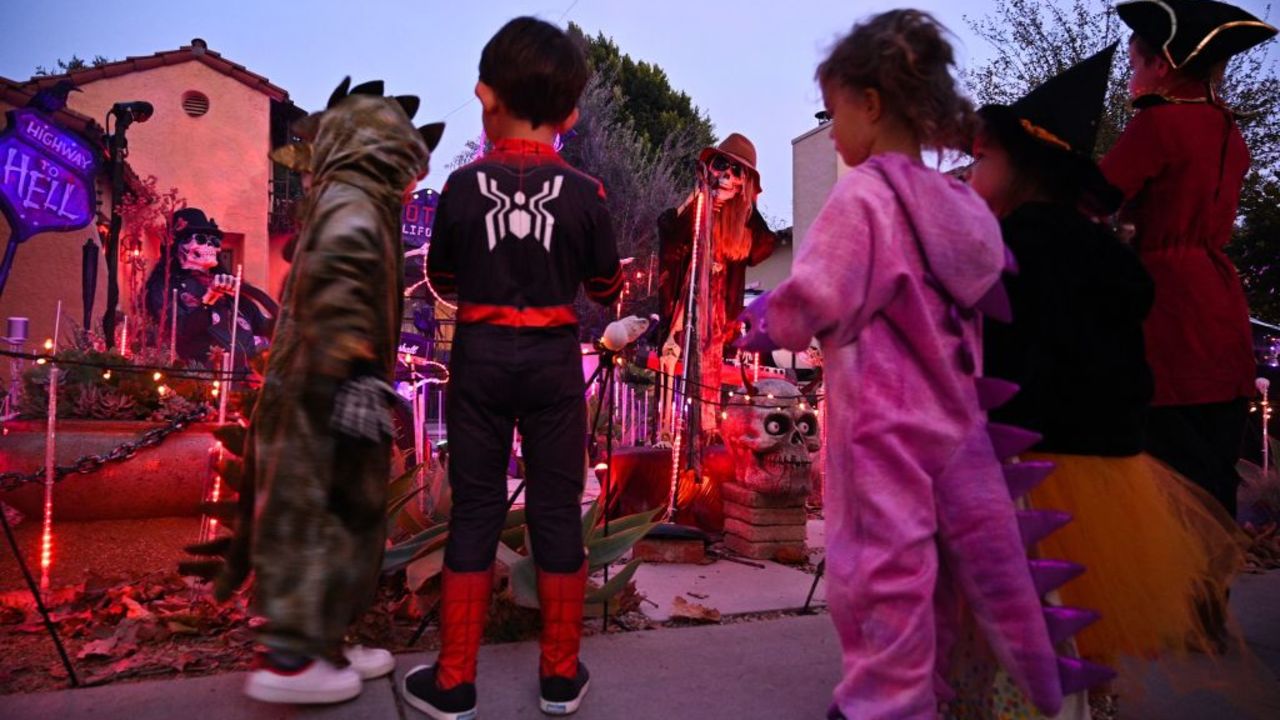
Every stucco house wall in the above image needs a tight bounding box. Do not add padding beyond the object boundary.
[64,61,273,290]
[791,122,849,252]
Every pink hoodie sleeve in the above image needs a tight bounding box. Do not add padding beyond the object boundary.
[767,169,901,351]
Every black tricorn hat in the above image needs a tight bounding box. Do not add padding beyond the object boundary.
[1117,0,1277,71]
[171,207,222,240]
[978,44,1122,213]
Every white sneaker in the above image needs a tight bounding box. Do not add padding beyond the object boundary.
[344,644,396,680]
[244,658,362,704]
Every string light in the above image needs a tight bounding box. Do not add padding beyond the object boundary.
[40,507,53,582]
[36,358,46,365]
[153,371,163,382]
[43,338,53,351]
[102,370,112,380]
[208,474,222,533]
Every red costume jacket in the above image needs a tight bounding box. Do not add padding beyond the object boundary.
[1100,99,1256,406]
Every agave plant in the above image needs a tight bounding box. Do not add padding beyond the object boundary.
[382,464,661,610]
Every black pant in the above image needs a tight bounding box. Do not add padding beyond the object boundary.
[1145,398,1249,519]
[443,327,587,574]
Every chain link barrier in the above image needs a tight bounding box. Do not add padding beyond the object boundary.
[0,405,211,492]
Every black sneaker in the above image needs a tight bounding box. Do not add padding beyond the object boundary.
[539,662,590,716]
[402,665,477,720]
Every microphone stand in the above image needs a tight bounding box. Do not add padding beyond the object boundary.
[670,167,716,520]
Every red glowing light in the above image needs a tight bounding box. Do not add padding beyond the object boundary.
[208,475,223,533]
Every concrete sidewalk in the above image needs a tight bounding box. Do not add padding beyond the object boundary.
[0,614,842,720]
[4,572,1279,720]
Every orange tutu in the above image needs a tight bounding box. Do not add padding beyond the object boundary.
[1024,452,1245,663]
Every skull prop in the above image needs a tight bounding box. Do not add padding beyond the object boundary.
[709,152,745,206]
[721,378,820,498]
[178,233,221,272]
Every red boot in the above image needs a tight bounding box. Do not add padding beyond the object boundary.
[538,562,590,715]
[403,567,492,720]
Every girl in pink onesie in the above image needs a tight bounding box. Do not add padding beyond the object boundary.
[737,10,1108,719]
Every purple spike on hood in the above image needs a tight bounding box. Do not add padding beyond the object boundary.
[989,423,1042,459]
[1005,461,1056,499]
[975,280,1014,323]
[1029,559,1086,596]
[1017,509,1073,548]
[1003,243,1020,276]
[1058,656,1117,695]
[1043,607,1101,646]
[976,377,1020,410]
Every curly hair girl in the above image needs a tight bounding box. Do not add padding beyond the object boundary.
[818,9,974,164]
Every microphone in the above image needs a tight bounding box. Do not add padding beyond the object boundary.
[601,315,652,352]
[111,100,154,124]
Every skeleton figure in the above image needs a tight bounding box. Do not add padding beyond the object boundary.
[721,378,820,498]
[144,207,274,367]
[657,133,776,440]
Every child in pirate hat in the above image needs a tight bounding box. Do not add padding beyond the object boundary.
[1103,0,1276,520]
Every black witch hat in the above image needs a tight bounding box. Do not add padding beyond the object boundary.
[1117,0,1277,72]
[978,44,1122,213]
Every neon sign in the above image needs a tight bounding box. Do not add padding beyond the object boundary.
[0,108,99,297]
[401,188,437,246]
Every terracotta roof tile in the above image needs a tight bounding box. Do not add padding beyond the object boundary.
[0,75,105,141]
[19,42,293,104]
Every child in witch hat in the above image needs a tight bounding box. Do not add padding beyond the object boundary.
[955,45,1245,716]
[402,16,622,720]
[1102,0,1277,521]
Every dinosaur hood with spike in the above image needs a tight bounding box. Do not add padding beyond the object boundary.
[308,93,431,207]
[875,155,1006,309]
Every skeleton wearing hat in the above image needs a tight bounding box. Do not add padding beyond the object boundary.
[143,207,275,367]
[656,133,777,437]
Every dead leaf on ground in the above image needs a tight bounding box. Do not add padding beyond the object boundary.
[77,637,117,660]
[670,596,721,624]
[121,597,153,620]
[166,621,198,636]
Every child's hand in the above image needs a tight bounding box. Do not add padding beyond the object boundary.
[331,375,397,442]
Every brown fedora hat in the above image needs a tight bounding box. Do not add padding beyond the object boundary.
[699,132,761,191]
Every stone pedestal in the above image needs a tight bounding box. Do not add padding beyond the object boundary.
[721,482,807,563]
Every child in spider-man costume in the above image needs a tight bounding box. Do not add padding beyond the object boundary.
[405,17,622,720]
